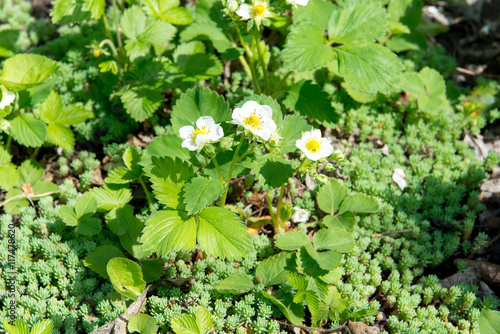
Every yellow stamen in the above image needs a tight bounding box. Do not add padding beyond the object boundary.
[252,4,266,16]
[243,113,263,130]
[191,126,210,141]
[305,138,321,153]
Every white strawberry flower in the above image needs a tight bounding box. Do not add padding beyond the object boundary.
[232,100,277,141]
[236,0,273,24]
[227,0,239,12]
[0,86,15,109]
[296,129,334,161]
[179,116,224,151]
[286,0,309,6]
[392,168,408,190]
[291,207,309,223]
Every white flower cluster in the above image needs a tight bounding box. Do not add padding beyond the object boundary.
[179,100,334,161]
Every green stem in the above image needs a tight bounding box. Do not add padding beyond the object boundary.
[102,15,114,44]
[204,148,225,184]
[219,135,245,207]
[275,185,285,229]
[6,134,12,150]
[236,26,261,94]
[254,30,270,95]
[111,0,125,61]
[99,39,119,57]
[238,55,253,81]
[30,146,40,160]
[138,176,155,213]
[121,295,130,320]
[267,190,277,228]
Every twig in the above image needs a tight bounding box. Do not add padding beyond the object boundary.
[0,191,56,208]
[276,320,349,333]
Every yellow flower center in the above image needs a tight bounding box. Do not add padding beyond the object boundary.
[252,4,266,16]
[243,113,263,130]
[305,138,321,153]
[93,49,101,57]
[192,126,210,141]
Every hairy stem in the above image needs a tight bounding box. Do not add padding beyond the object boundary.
[275,185,285,228]
[219,135,245,207]
[236,26,261,94]
[254,30,270,95]
[267,190,277,228]
[138,176,155,213]
[102,15,114,44]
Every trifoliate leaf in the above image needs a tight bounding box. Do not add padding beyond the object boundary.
[180,21,232,53]
[120,218,151,260]
[141,209,197,256]
[47,123,74,150]
[105,204,136,235]
[297,246,328,277]
[182,176,224,215]
[9,114,47,147]
[323,212,355,230]
[293,0,335,31]
[30,319,53,334]
[317,179,347,215]
[312,228,355,252]
[121,87,163,122]
[107,257,146,300]
[140,18,176,46]
[197,207,253,261]
[327,1,388,44]
[171,307,213,334]
[50,0,92,24]
[335,41,404,95]
[160,7,193,25]
[399,67,447,112]
[59,194,101,236]
[283,80,338,126]
[0,164,18,191]
[121,6,147,40]
[215,274,255,294]
[147,156,194,209]
[338,194,380,215]
[84,245,125,279]
[143,0,193,25]
[89,187,132,211]
[173,41,223,81]
[123,146,143,178]
[171,87,230,133]
[256,252,296,286]
[0,54,59,92]
[254,155,294,190]
[282,22,335,72]
[278,115,312,154]
[275,231,310,251]
[82,0,105,20]
[388,0,423,29]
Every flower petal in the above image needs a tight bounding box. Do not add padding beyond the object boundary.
[182,139,198,151]
[311,129,322,138]
[195,133,211,146]
[196,116,215,129]
[236,4,252,19]
[232,108,246,125]
[296,139,306,152]
[179,126,194,140]
[259,105,273,119]
[210,124,224,141]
